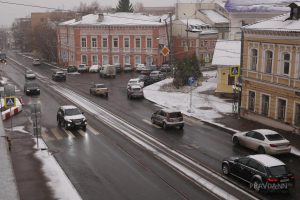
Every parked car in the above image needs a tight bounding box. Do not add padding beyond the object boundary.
[0,52,6,63]
[78,64,88,73]
[114,63,121,73]
[138,75,155,86]
[150,70,166,80]
[151,109,184,129]
[89,65,100,73]
[67,65,77,73]
[136,64,147,72]
[123,64,133,72]
[24,81,40,95]
[25,69,36,80]
[99,64,116,78]
[232,129,291,155]
[32,59,41,66]
[90,83,108,97]
[52,71,66,82]
[57,105,87,131]
[140,68,152,76]
[127,85,144,99]
[127,78,144,88]
[222,154,295,193]
[160,65,172,73]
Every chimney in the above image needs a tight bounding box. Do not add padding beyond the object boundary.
[75,13,82,22]
[97,13,104,22]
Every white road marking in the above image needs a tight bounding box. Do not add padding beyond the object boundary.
[142,119,161,128]
[64,130,75,138]
[51,128,63,140]
[87,125,100,135]
[77,130,87,137]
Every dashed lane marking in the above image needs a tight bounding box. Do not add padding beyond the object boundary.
[64,129,75,138]
[142,119,162,129]
[77,130,87,137]
[87,125,100,135]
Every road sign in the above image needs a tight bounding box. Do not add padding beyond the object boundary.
[230,65,240,77]
[161,47,170,57]
[4,96,16,108]
[188,77,194,86]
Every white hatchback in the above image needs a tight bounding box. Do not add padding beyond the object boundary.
[127,78,144,88]
[232,129,291,155]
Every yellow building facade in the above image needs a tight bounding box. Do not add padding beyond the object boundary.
[240,3,300,132]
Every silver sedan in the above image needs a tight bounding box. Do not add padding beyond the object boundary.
[232,129,291,155]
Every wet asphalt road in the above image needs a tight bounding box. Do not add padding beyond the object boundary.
[3,51,300,200]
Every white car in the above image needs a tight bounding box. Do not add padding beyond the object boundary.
[89,65,100,73]
[32,59,41,66]
[232,129,291,155]
[78,64,89,73]
[136,64,146,72]
[127,78,144,88]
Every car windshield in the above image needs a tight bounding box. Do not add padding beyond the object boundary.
[65,108,81,116]
[57,72,64,75]
[26,70,34,74]
[132,88,141,91]
[265,134,284,141]
[269,165,288,176]
[168,112,182,118]
[26,82,38,87]
[96,85,105,88]
[129,80,138,84]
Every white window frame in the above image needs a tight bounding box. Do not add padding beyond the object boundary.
[282,52,291,76]
[146,37,152,49]
[275,97,288,122]
[293,101,300,126]
[135,37,141,48]
[102,37,108,48]
[260,93,271,116]
[91,55,98,65]
[124,55,130,64]
[102,55,108,65]
[249,48,258,71]
[135,55,141,66]
[264,50,273,74]
[113,55,119,64]
[247,90,256,112]
[81,54,87,64]
[124,37,130,48]
[81,37,87,48]
[113,36,119,48]
[91,36,97,48]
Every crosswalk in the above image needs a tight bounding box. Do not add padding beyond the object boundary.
[41,125,101,142]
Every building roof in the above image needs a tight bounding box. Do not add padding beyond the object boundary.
[180,18,208,26]
[200,10,229,23]
[60,13,165,26]
[212,40,241,66]
[224,0,294,12]
[243,13,300,32]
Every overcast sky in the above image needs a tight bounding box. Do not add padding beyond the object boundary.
[0,0,183,27]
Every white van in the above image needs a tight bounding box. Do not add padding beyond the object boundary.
[99,64,116,78]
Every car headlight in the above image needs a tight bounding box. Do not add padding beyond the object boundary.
[37,89,40,91]
[26,90,30,92]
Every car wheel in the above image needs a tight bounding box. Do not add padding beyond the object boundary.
[57,119,61,127]
[151,118,155,124]
[179,124,184,129]
[233,137,239,146]
[82,126,86,132]
[258,146,266,154]
[222,164,230,175]
[163,122,167,130]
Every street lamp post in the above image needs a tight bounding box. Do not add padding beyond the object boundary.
[184,13,189,52]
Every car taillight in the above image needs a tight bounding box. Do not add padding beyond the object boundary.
[270,144,277,147]
[267,177,279,183]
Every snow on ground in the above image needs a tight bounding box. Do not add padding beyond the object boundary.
[5,126,29,134]
[34,138,82,200]
[144,70,232,122]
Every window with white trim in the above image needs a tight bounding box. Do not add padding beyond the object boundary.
[248,91,255,112]
[92,55,98,65]
[113,55,119,64]
[124,37,130,48]
[102,55,108,65]
[113,37,119,48]
[282,53,290,75]
[91,37,97,48]
[277,98,286,121]
[265,50,273,74]
[124,55,130,64]
[81,37,87,48]
[146,37,152,48]
[81,55,87,64]
[102,37,108,48]
[261,94,270,116]
[135,55,141,65]
[135,37,141,48]
[250,49,257,71]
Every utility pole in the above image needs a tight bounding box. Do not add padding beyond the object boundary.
[169,12,173,69]
[164,19,170,65]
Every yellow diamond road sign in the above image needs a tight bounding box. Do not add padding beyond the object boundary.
[4,96,16,108]
[161,47,170,57]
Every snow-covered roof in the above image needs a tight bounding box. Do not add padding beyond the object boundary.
[248,155,285,167]
[200,10,229,23]
[243,13,300,32]
[225,0,294,12]
[212,40,241,66]
[60,13,165,26]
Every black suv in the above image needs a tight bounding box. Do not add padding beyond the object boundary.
[57,105,87,131]
[67,65,77,73]
[222,154,295,193]
[52,71,66,81]
[24,81,40,95]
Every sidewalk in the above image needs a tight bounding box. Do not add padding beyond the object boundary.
[0,120,20,200]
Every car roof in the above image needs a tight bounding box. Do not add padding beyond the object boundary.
[160,108,182,113]
[60,105,78,110]
[248,154,285,167]
[129,78,139,81]
[95,83,104,86]
[55,71,64,73]
[253,129,280,136]
[131,85,141,89]
[151,71,160,73]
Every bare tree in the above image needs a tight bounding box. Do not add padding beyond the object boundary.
[75,1,102,15]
